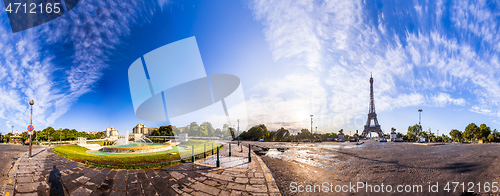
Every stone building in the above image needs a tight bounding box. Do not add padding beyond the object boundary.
[105,127,119,138]
[132,123,158,135]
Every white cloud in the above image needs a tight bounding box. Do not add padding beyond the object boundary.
[414,2,423,16]
[431,93,466,107]
[0,0,161,129]
[249,0,500,131]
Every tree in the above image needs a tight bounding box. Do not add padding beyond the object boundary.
[488,134,495,142]
[188,122,199,136]
[396,132,403,138]
[173,126,182,136]
[463,123,478,142]
[4,134,11,143]
[441,134,451,142]
[407,124,422,136]
[242,124,269,141]
[298,129,312,140]
[478,124,491,140]
[275,127,290,141]
[214,128,223,138]
[199,122,215,137]
[449,129,462,142]
[419,131,428,138]
[493,129,500,142]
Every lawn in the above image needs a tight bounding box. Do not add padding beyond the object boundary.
[52,140,223,168]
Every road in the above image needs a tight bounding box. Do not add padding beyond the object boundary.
[249,140,500,195]
[0,143,45,193]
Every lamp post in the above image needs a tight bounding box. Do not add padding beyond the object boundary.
[315,127,318,141]
[418,109,423,125]
[11,126,13,134]
[237,119,239,139]
[418,109,423,135]
[29,99,34,159]
[310,115,313,141]
[310,115,313,133]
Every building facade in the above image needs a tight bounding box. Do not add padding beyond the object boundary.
[105,127,119,138]
[132,123,158,135]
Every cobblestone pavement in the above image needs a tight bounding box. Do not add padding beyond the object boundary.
[2,142,281,196]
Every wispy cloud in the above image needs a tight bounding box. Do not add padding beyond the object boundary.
[249,0,500,131]
[0,0,161,130]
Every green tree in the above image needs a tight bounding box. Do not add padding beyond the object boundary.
[247,124,269,140]
[188,122,199,136]
[449,129,462,142]
[4,134,11,143]
[478,124,491,140]
[408,124,422,136]
[488,134,495,142]
[214,128,222,138]
[42,127,56,141]
[396,132,403,138]
[493,129,500,142]
[463,123,478,142]
[275,127,290,141]
[298,129,312,140]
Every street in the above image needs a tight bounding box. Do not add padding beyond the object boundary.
[250,140,500,195]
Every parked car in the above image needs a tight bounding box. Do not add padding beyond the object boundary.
[379,139,387,142]
[258,139,264,142]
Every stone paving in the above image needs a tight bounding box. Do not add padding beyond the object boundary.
[1,142,281,196]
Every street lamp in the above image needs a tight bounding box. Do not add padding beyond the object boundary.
[310,115,313,140]
[11,126,13,134]
[418,109,423,135]
[29,99,34,159]
[418,109,423,125]
[310,115,313,133]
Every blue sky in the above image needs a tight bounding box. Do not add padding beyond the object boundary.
[0,0,499,137]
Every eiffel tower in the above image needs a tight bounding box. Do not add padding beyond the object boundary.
[361,73,384,138]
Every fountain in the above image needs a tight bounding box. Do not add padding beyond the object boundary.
[101,132,173,154]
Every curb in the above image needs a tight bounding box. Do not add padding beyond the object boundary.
[254,152,281,195]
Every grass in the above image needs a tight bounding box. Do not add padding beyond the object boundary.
[52,140,223,169]
[87,146,187,156]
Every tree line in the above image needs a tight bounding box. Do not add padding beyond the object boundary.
[2,126,104,143]
[402,123,499,143]
[149,122,235,139]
